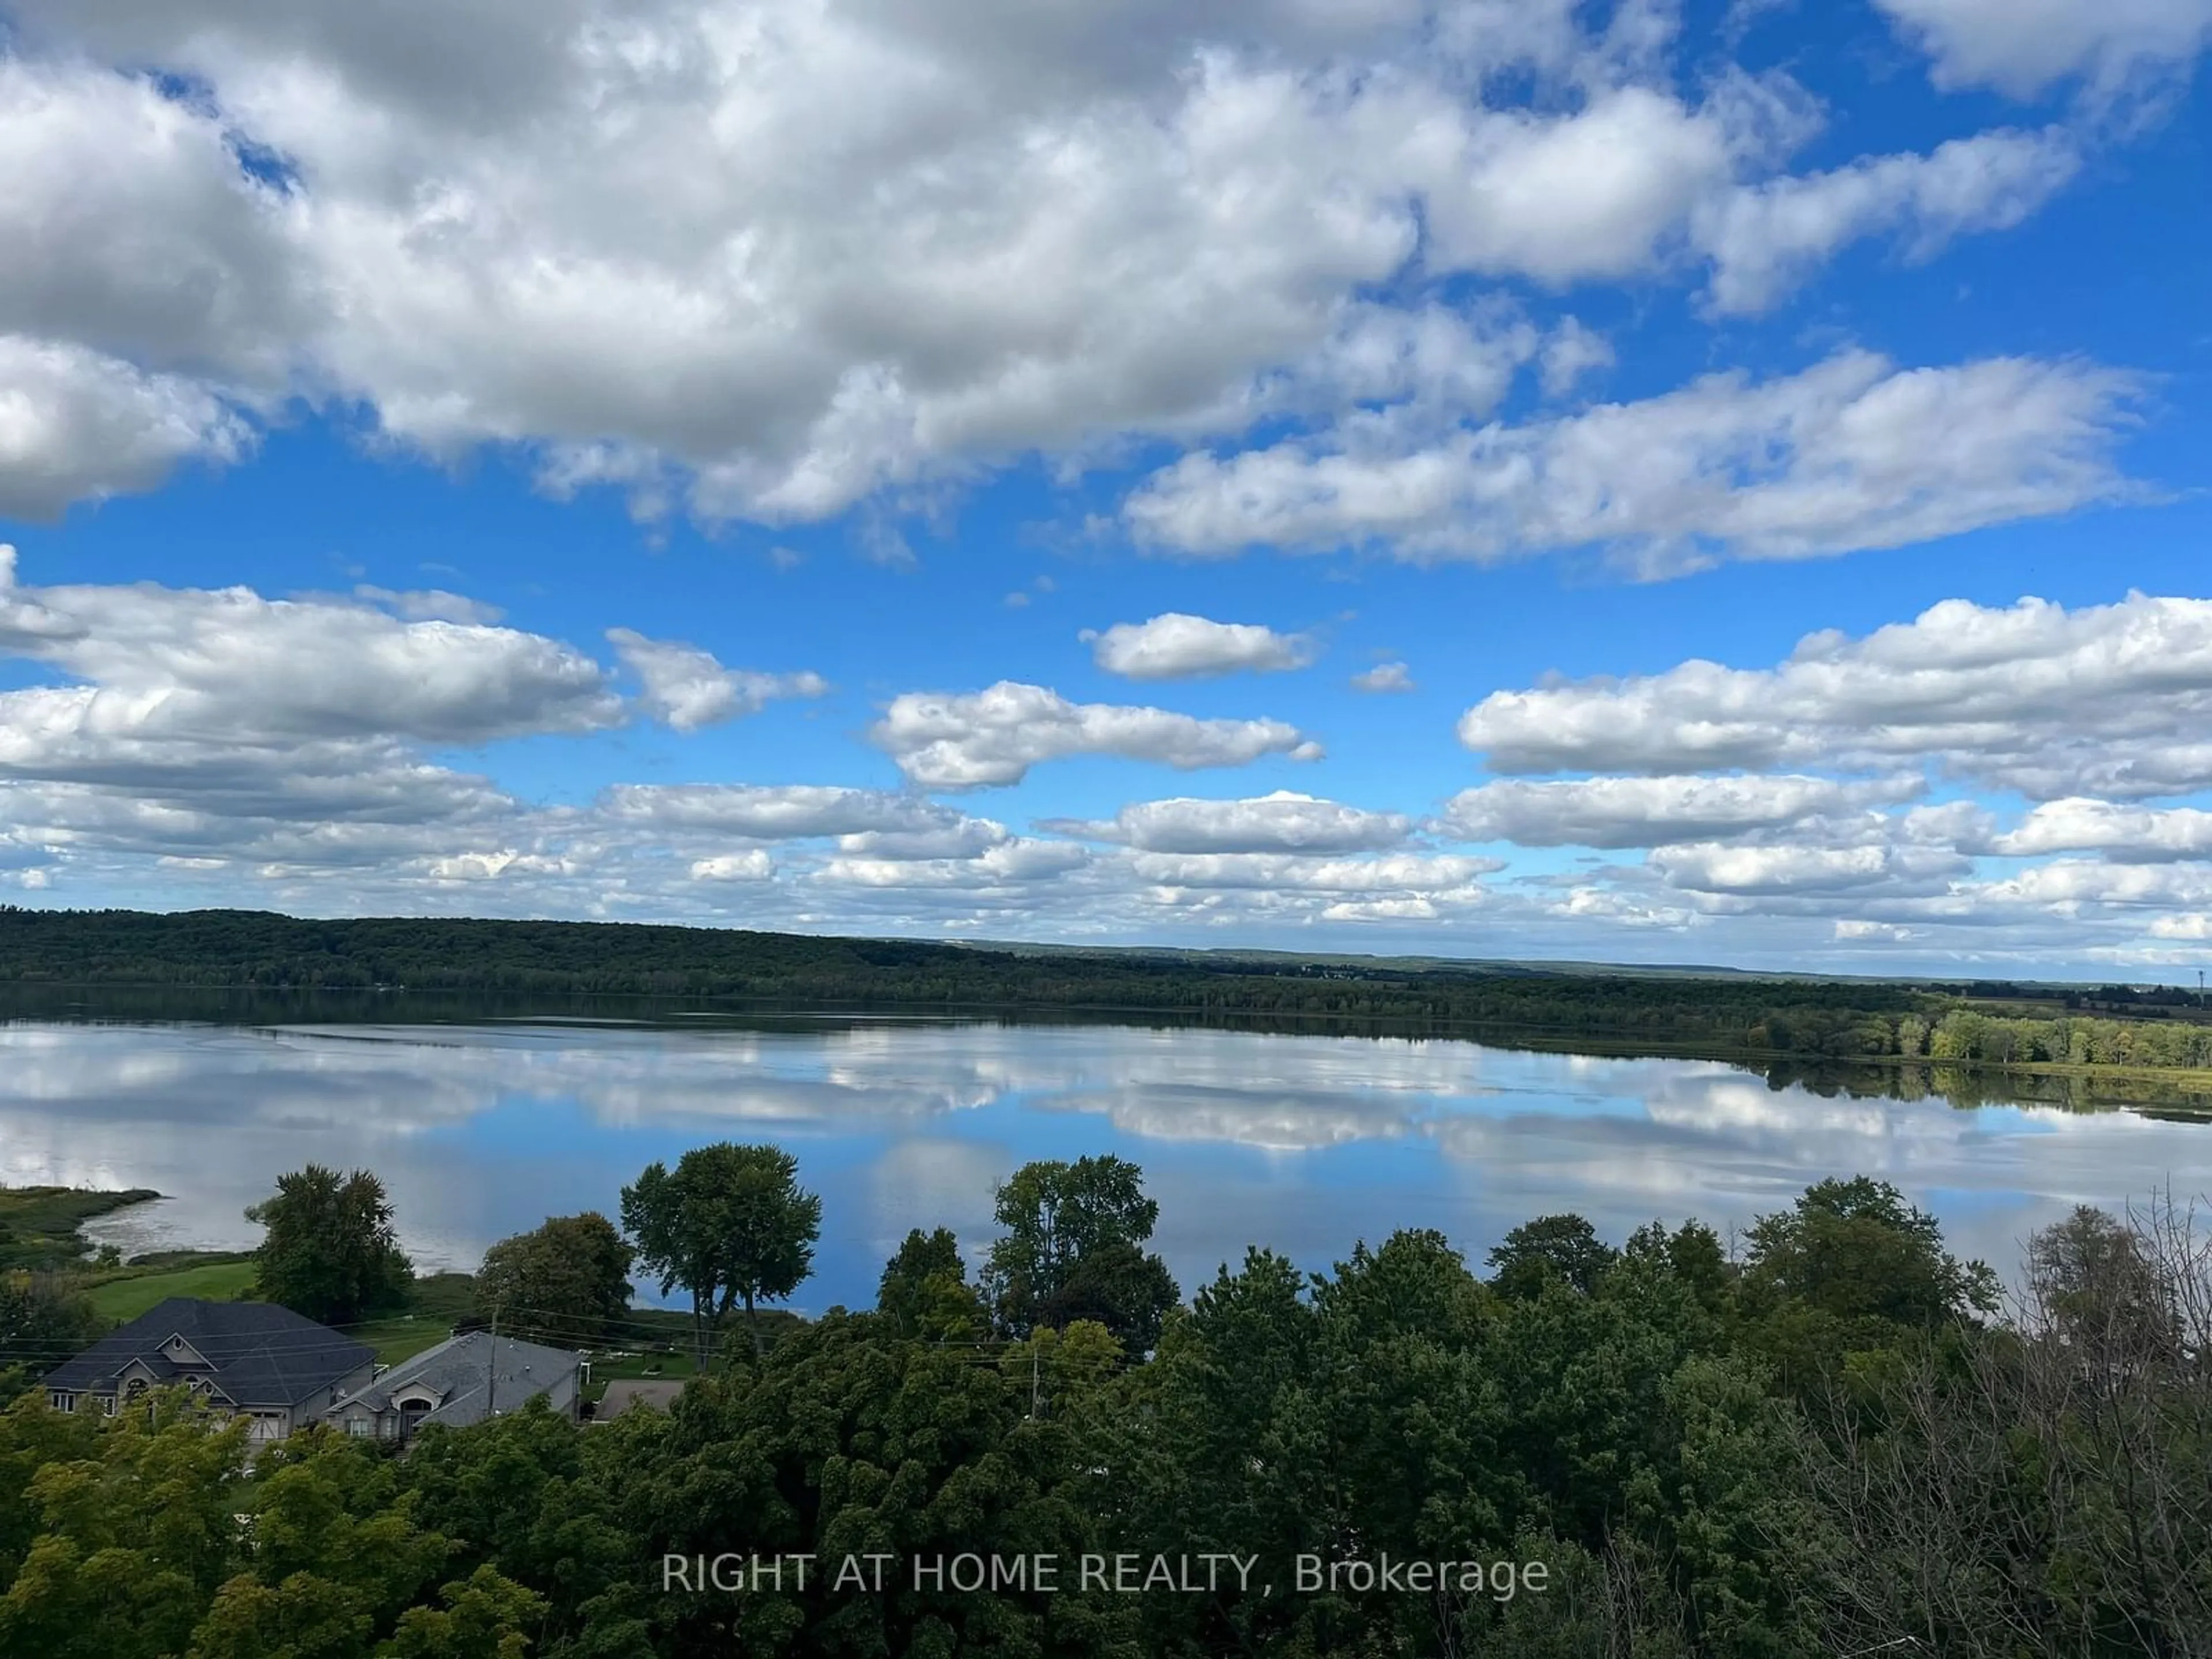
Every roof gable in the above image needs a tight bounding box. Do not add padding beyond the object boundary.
[332,1330,581,1419]
[41,1298,375,1406]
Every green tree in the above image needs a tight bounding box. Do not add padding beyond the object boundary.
[623,1313,1136,1657]
[245,1165,413,1325]
[474,1211,635,1347]
[396,1397,660,1656]
[1623,1219,1734,1316]
[1741,1177,1998,1396]
[1743,1177,1997,1331]
[1039,1238,1180,1355]
[0,1387,524,1659]
[2025,1203,2178,1365]
[1,1270,105,1376]
[876,1228,986,1342]
[620,1143,821,1362]
[983,1156,1179,1352]
[1487,1213,1619,1299]
[382,1565,546,1659]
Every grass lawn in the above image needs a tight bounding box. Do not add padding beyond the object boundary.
[351,1315,464,1366]
[592,1348,699,1380]
[86,1259,257,1321]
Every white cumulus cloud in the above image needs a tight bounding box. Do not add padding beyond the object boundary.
[607,628,827,732]
[1873,0,2212,95]
[0,3,2141,546]
[1124,350,2141,575]
[1058,791,1411,854]
[1083,613,1316,680]
[599,784,967,840]
[0,546,622,749]
[869,681,1321,789]
[1439,775,1923,848]
[1457,592,2212,800]
[1993,798,2212,861]
[0,337,253,518]
[1694,128,2081,316]
[1350,661,1416,693]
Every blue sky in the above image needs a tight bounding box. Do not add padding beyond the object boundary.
[3,0,2211,975]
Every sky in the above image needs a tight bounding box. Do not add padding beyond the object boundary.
[2,0,2211,978]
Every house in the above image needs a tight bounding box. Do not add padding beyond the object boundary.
[41,1297,376,1444]
[324,1329,584,1441]
[594,1378,685,1420]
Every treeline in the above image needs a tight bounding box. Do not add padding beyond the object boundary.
[1752,1005,2212,1070]
[7,1152,2212,1656]
[6,907,2212,1074]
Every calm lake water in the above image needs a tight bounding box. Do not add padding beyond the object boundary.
[7,1007,2212,1306]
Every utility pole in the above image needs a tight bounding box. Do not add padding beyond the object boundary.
[487,1302,499,1419]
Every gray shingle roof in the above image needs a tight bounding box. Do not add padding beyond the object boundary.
[331,1330,581,1429]
[42,1298,374,1407]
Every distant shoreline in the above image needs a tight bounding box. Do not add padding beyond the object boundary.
[0,1184,164,1272]
[6,907,2212,1106]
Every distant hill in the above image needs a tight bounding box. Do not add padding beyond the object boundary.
[0,903,2145,998]
[0,902,1927,1012]
[3,906,2208,1078]
[959,937,1916,983]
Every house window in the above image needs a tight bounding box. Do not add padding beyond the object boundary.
[49,1392,73,1412]
[346,1417,371,1437]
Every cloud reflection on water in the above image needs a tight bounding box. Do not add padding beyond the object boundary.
[2,1017,2207,1304]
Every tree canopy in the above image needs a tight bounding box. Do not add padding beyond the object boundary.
[876,1227,987,1343]
[0,1391,543,1659]
[475,1211,636,1346]
[1485,1213,1620,1299]
[10,1149,2212,1655]
[983,1155,1179,1353]
[245,1164,414,1324]
[620,1142,821,1360]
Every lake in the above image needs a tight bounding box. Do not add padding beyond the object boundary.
[6,1005,2212,1306]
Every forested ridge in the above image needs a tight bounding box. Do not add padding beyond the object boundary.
[6,905,2212,1075]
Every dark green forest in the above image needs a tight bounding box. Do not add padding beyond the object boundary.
[6,1155,2211,1657]
[7,906,2212,1077]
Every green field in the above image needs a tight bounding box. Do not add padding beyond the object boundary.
[85,1258,257,1321]
[349,1314,468,1366]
